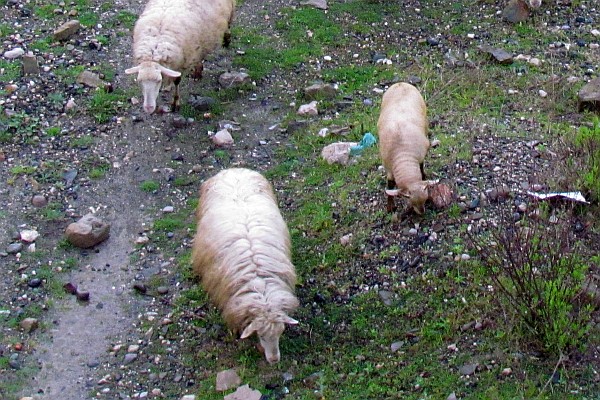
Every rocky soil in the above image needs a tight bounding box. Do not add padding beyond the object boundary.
[1,0,600,399]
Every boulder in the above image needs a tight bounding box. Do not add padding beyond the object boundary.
[578,77,600,112]
[216,369,241,392]
[53,20,81,42]
[65,214,110,248]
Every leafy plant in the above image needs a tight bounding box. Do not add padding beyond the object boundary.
[470,209,594,356]
[572,117,600,201]
[140,180,160,192]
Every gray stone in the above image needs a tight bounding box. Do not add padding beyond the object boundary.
[390,341,404,352]
[447,392,458,400]
[180,396,196,400]
[21,53,40,75]
[378,290,394,306]
[300,0,328,10]
[503,0,530,23]
[76,70,106,89]
[123,353,137,365]
[3,47,25,59]
[223,384,262,400]
[321,142,356,165]
[53,20,80,41]
[20,317,39,333]
[7,243,23,254]
[578,77,600,112]
[297,101,319,116]
[304,83,337,100]
[216,369,241,391]
[188,96,215,111]
[212,129,234,146]
[218,72,251,88]
[31,194,48,207]
[458,363,479,376]
[157,286,169,295]
[479,45,513,64]
[65,213,110,248]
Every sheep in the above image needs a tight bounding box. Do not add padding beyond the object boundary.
[191,168,299,364]
[377,82,433,215]
[125,0,235,113]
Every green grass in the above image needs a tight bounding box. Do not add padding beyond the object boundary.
[0,60,21,82]
[88,89,129,123]
[140,180,160,192]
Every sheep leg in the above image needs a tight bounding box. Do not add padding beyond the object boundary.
[171,76,182,111]
[191,63,203,79]
[223,30,231,48]
[386,178,396,213]
[420,162,426,180]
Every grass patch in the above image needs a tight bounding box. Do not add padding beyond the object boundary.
[140,180,160,193]
[88,89,129,123]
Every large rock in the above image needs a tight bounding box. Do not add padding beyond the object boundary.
[578,77,600,112]
[223,385,262,400]
[65,214,110,248]
[216,369,241,391]
[22,53,40,75]
[76,71,106,89]
[212,129,234,146]
[20,318,39,333]
[301,0,328,9]
[478,45,513,64]
[297,100,318,116]
[304,83,337,100]
[503,0,530,23]
[53,20,81,41]
[218,72,250,88]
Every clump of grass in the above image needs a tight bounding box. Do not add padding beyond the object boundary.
[88,89,129,123]
[572,117,600,202]
[469,208,594,356]
[140,180,160,192]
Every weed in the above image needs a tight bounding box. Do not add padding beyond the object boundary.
[10,165,36,175]
[88,89,128,123]
[469,208,594,356]
[45,126,61,137]
[70,134,95,149]
[153,217,185,232]
[572,117,600,201]
[140,180,160,192]
[0,60,20,82]
[42,203,64,221]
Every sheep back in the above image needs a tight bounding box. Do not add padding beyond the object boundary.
[132,0,235,72]
[191,168,298,333]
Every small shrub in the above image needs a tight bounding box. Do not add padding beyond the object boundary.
[469,209,594,356]
[572,117,600,202]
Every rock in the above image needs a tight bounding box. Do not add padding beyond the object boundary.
[501,367,512,376]
[157,286,169,295]
[65,213,110,248]
[447,392,458,400]
[458,363,479,376]
[528,57,541,67]
[218,71,250,88]
[378,290,394,306]
[429,183,454,209]
[478,45,513,64]
[188,96,215,111]
[162,206,174,213]
[407,75,422,85]
[53,20,80,41]
[216,369,242,391]
[339,234,352,246]
[578,77,600,112]
[133,283,147,293]
[300,0,328,10]
[28,278,42,288]
[7,243,23,254]
[304,83,337,100]
[76,291,90,302]
[3,47,25,59]
[63,169,78,185]
[76,70,106,89]
[21,53,39,75]
[180,396,196,400]
[223,384,262,400]
[321,142,356,165]
[212,129,234,146]
[503,0,530,23]
[488,185,511,202]
[123,353,137,365]
[20,318,39,333]
[31,195,47,207]
[297,101,319,116]
[390,341,404,352]
[65,98,77,112]
[20,229,39,243]
[63,282,78,295]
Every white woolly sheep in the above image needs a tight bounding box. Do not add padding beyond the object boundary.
[125,0,235,113]
[191,168,299,364]
[378,82,433,215]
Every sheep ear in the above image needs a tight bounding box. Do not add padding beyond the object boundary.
[240,322,257,339]
[159,65,182,78]
[125,66,140,75]
[385,189,400,197]
[284,317,299,325]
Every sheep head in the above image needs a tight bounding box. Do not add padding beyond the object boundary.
[240,313,298,364]
[125,61,181,113]
[386,180,434,215]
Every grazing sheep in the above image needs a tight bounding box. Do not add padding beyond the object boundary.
[378,82,432,215]
[125,0,235,113]
[192,168,299,364]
